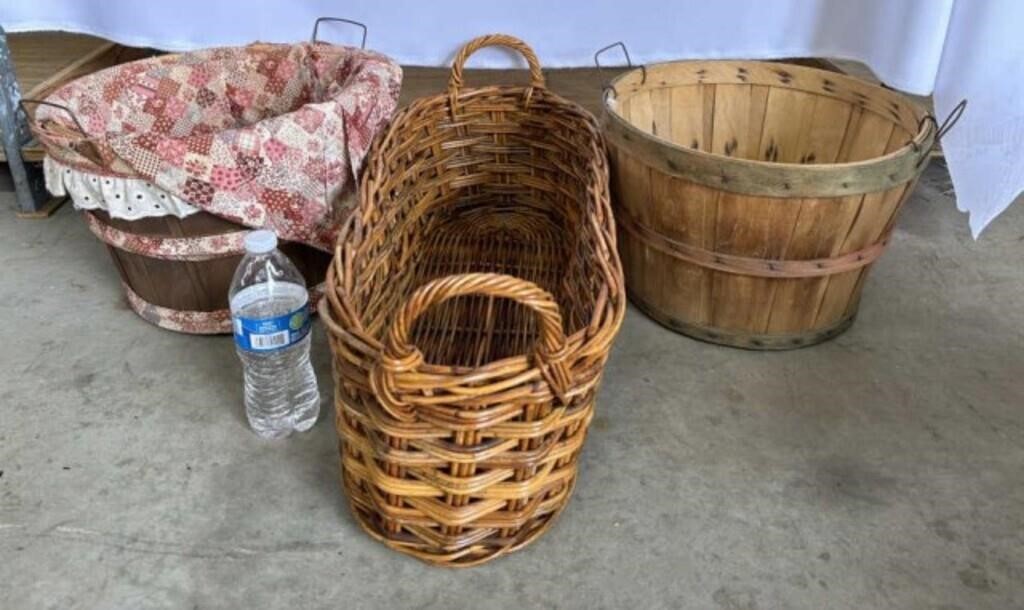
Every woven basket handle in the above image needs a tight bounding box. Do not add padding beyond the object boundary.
[371,273,572,421]
[448,34,546,112]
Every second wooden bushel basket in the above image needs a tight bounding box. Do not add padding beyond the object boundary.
[602,58,936,349]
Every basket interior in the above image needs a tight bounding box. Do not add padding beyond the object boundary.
[352,91,606,367]
[609,61,925,165]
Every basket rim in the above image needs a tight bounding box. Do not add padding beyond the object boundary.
[602,59,934,197]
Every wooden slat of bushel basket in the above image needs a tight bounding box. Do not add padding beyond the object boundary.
[642,86,707,322]
[836,128,916,320]
[668,85,705,151]
[100,211,243,311]
[614,94,660,312]
[645,175,716,325]
[811,111,900,328]
[709,84,801,332]
[707,84,758,329]
[165,212,224,309]
[641,85,718,324]
[763,95,855,333]
[649,88,671,141]
[3,32,154,162]
[819,58,942,159]
[628,88,654,136]
[95,209,329,316]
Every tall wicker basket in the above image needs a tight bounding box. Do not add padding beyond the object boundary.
[320,34,625,567]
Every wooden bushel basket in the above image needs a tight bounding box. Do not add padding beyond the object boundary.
[602,58,939,349]
[320,35,625,566]
[85,209,330,334]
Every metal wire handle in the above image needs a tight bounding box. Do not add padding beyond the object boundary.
[18,98,118,168]
[593,42,633,70]
[594,41,645,99]
[18,99,90,140]
[311,17,367,49]
[913,98,968,168]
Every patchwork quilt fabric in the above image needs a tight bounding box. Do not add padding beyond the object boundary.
[34,42,402,251]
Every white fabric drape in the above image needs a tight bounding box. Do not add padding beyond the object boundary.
[931,0,1023,236]
[5,0,1021,236]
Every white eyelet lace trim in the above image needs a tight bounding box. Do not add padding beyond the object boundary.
[44,156,200,220]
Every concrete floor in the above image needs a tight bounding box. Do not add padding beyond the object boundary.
[1,164,1022,609]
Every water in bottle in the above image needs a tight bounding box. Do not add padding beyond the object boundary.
[229,230,319,439]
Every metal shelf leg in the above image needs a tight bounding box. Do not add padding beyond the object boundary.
[0,26,52,215]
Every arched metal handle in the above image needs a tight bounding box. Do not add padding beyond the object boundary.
[18,98,112,167]
[311,17,367,49]
[913,98,967,168]
[19,99,89,139]
[593,41,633,70]
[594,41,645,98]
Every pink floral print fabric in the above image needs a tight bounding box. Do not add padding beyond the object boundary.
[34,42,402,252]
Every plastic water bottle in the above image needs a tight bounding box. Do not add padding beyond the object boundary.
[229,230,319,439]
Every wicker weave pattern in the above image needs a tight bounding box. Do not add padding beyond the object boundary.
[321,34,625,566]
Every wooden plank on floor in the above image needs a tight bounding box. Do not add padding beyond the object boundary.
[14,195,67,218]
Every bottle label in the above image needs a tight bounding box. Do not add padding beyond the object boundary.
[231,283,311,352]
